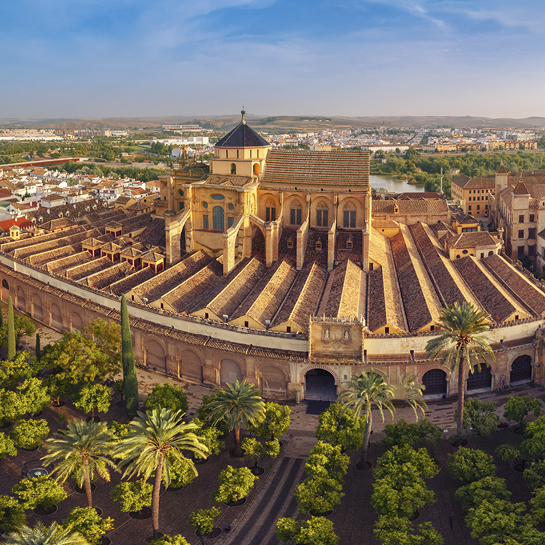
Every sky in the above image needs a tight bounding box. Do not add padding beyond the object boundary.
[2,0,545,119]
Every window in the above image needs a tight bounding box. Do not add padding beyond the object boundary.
[287,326,291,333]
[315,240,322,251]
[519,230,524,238]
[518,246,525,256]
[529,245,536,256]
[529,228,536,239]
[369,262,373,271]
[344,209,356,228]
[212,206,224,230]
[237,150,239,159]
[519,214,524,223]
[230,163,236,175]
[203,215,209,229]
[316,207,328,227]
[228,217,234,229]
[468,205,472,211]
[385,327,390,334]
[346,239,353,249]
[287,239,294,249]
[265,207,276,222]
[290,205,302,226]
[244,321,249,328]
[530,214,535,222]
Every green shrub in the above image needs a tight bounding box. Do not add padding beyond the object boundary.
[162,456,196,489]
[454,476,511,511]
[213,466,258,503]
[110,480,152,513]
[10,419,49,449]
[145,383,188,414]
[0,495,26,533]
[11,475,67,510]
[447,447,496,483]
[276,516,339,545]
[0,432,17,460]
[188,507,220,536]
[62,507,114,545]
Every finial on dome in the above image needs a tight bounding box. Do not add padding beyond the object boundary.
[241,105,246,125]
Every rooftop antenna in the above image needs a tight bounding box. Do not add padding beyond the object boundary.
[241,105,246,125]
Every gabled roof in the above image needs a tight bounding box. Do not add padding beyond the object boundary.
[513,181,529,195]
[497,163,508,174]
[215,120,269,149]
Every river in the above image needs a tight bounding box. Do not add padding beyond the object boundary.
[370,174,425,193]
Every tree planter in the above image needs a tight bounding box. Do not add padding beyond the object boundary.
[229,448,245,458]
[249,466,264,476]
[75,483,97,493]
[86,416,101,423]
[356,461,372,470]
[33,504,57,516]
[93,507,103,516]
[101,538,111,545]
[52,401,65,408]
[310,509,333,517]
[129,507,152,520]
[21,445,41,452]
[514,460,527,473]
[195,528,222,539]
[225,498,246,507]
[450,438,468,448]
[410,510,420,521]
[194,457,208,466]
[144,533,164,543]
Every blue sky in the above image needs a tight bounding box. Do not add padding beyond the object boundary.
[2,0,545,119]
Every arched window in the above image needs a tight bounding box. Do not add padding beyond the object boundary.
[316,201,329,227]
[212,206,224,230]
[230,163,236,175]
[253,163,260,175]
[343,206,356,228]
[290,201,303,226]
[265,197,276,222]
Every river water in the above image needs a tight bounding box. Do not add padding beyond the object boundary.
[370,174,424,193]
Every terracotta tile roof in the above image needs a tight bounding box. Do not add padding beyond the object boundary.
[0,225,84,254]
[13,228,101,261]
[46,251,92,275]
[335,231,363,262]
[108,267,155,296]
[372,199,448,216]
[243,260,298,327]
[304,232,328,264]
[202,174,254,187]
[452,175,495,189]
[482,254,545,317]
[249,345,306,361]
[131,251,212,303]
[390,225,441,332]
[162,260,223,313]
[261,149,370,187]
[29,244,79,267]
[137,217,166,248]
[206,258,267,319]
[273,262,327,331]
[120,246,142,258]
[513,181,530,195]
[317,259,364,319]
[367,228,407,332]
[84,261,132,290]
[453,256,519,323]
[447,231,500,249]
[205,338,250,354]
[372,219,400,229]
[397,192,444,199]
[409,222,482,309]
[66,256,115,281]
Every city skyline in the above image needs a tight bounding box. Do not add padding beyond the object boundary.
[2,0,545,119]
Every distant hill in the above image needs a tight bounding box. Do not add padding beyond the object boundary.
[1,115,544,132]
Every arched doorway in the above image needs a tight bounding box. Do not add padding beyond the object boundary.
[17,287,26,312]
[422,369,447,398]
[50,304,62,330]
[147,340,167,373]
[467,365,492,392]
[305,369,336,401]
[220,359,243,385]
[252,227,265,258]
[71,312,83,332]
[510,355,532,385]
[33,295,43,322]
[1,279,9,301]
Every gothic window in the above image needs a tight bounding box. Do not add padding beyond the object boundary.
[316,201,329,227]
[265,198,276,222]
[290,202,303,226]
[212,206,224,230]
[203,215,209,229]
[343,208,356,228]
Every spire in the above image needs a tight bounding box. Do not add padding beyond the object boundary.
[241,105,246,125]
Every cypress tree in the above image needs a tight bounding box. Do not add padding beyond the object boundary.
[121,295,139,418]
[35,333,41,361]
[7,296,16,360]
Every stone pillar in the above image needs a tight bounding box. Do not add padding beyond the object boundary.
[327,222,336,272]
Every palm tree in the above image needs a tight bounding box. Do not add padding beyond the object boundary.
[425,301,495,437]
[4,522,89,545]
[42,420,115,508]
[207,380,265,457]
[113,408,207,539]
[338,369,396,467]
